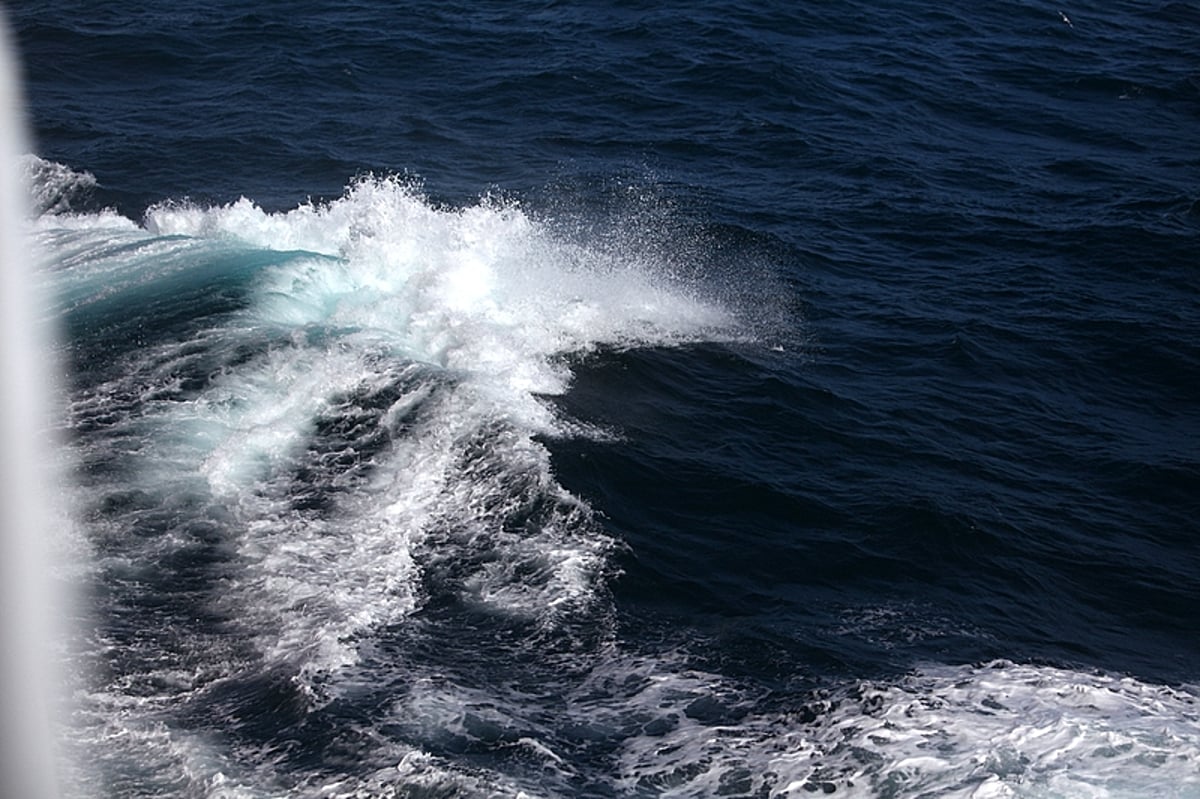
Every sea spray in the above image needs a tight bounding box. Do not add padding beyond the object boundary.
[34,166,745,794]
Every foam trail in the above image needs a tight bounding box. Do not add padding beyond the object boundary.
[604,658,1200,798]
[30,161,738,793]
[67,179,735,692]
[0,12,65,799]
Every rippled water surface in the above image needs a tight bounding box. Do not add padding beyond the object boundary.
[10,1,1200,796]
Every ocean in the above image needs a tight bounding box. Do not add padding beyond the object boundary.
[6,1,1200,796]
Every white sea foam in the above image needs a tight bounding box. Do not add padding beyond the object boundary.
[825,661,1200,799]
[61,641,1200,799]
[20,153,98,216]
[602,658,1200,798]
[144,176,730,424]
[351,650,1200,797]
[42,174,733,698]
[153,178,728,686]
[68,675,543,799]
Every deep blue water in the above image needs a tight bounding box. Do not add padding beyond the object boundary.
[9,1,1200,796]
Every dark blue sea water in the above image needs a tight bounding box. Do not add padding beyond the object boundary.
[8,1,1200,796]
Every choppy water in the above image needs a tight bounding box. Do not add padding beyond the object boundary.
[8,2,1200,796]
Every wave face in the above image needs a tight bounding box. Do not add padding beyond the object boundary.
[36,160,742,795]
[32,156,1200,798]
